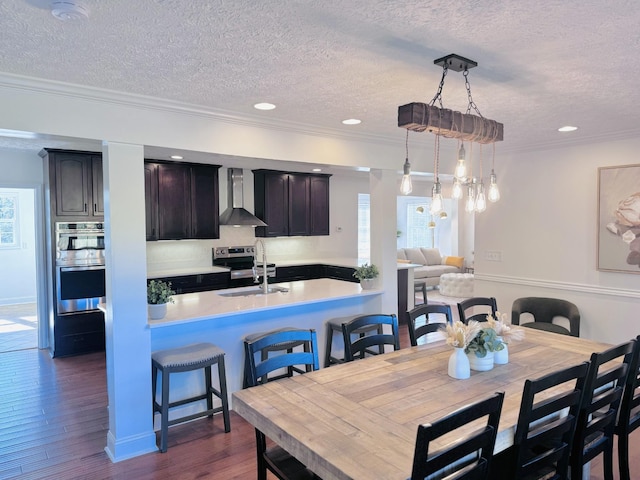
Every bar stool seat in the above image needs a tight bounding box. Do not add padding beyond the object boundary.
[151,342,231,453]
[324,315,382,367]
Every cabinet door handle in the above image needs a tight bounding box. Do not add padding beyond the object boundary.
[93,203,97,213]
[84,203,88,213]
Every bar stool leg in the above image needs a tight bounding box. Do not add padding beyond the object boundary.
[160,368,170,453]
[204,365,213,415]
[324,323,334,367]
[217,356,231,432]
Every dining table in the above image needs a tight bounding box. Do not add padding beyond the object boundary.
[232,328,611,480]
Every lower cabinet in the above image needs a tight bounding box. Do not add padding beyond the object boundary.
[53,311,105,357]
[152,272,230,294]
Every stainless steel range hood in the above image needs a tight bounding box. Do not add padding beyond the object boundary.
[219,168,267,227]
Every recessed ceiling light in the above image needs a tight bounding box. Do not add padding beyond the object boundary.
[342,118,361,125]
[312,168,322,172]
[254,103,276,111]
[558,126,578,132]
[170,155,183,160]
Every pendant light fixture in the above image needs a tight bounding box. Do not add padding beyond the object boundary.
[400,130,412,195]
[397,53,503,213]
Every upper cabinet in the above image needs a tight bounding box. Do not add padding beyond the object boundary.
[253,169,331,237]
[42,150,104,218]
[145,160,220,240]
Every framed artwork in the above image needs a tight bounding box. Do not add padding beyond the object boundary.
[597,164,640,274]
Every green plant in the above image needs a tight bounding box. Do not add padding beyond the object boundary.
[353,263,379,281]
[147,280,175,305]
[465,326,504,358]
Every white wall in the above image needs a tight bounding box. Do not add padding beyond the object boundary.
[474,137,640,344]
[0,188,37,304]
[0,149,43,305]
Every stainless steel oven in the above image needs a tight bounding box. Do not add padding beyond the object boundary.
[212,245,276,287]
[55,222,106,315]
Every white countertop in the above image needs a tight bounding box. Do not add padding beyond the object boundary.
[274,257,363,268]
[148,278,382,328]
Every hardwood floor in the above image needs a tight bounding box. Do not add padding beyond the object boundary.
[0,327,638,479]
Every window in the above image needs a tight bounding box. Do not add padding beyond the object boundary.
[406,201,430,248]
[357,193,370,260]
[0,190,19,248]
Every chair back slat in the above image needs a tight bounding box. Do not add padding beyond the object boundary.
[341,314,399,362]
[457,297,497,325]
[513,362,589,480]
[407,304,453,347]
[410,391,504,480]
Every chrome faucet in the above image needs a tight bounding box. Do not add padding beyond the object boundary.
[253,239,269,294]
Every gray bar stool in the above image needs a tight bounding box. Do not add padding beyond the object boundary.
[151,342,231,453]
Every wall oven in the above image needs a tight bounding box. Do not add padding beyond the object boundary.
[55,222,106,315]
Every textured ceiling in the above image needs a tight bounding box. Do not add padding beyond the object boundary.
[1,0,640,160]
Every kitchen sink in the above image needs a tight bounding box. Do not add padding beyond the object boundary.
[217,285,289,297]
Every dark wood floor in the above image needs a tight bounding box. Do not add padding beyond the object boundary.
[0,328,638,479]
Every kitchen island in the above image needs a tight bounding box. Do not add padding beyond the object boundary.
[148,278,383,413]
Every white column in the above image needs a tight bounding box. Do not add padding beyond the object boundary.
[102,142,157,461]
[369,169,398,315]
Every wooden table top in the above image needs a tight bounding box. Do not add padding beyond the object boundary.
[232,329,610,480]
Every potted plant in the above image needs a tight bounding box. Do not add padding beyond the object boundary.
[465,322,504,371]
[147,280,175,320]
[485,312,525,364]
[353,263,379,289]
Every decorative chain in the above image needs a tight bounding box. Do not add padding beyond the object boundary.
[405,129,409,158]
[464,69,483,118]
[429,64,448,108]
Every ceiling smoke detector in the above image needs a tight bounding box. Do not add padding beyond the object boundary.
[51,1,89,21]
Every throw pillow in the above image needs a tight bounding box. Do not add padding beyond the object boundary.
[405,248,427,265]
[444,256,464,269]
[397,259,411,264]
[421,248,442,266]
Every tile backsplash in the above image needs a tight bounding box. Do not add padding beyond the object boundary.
[146,227,350,273]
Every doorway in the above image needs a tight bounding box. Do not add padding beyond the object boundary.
[0,186,44,352]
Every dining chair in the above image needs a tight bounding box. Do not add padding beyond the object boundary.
[570,340,636,480]
[511,362,590,480]
[242,327,309,388]
[407,304,452,347]
[410,391,505,480]
[323,314,384,367]
[511,297,580,337]
[244,329,320,480]
[457,297,497,324]
[615,335,640,480]
[341,314,400,362]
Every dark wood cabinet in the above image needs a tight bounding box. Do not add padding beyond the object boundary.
[144,163,159,240]
[253,169,330,237]
[53,311,105,357]
[46,150,104,218]
[151,272,230,294]
[145,160,220,240]
[324,265,358,283]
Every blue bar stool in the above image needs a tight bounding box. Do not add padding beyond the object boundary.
[151,342,231,452]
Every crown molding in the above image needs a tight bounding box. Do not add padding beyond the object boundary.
[0,72,403,147]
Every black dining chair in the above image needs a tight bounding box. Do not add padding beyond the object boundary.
[244,329,321,480]
[615,335,640,480]
[341,314,400,362]
[407,304,452,347]
[410,391,505,480]
[511,297,580,337]
[570,340,636,480]
[457,297,497,324]
[511,362,590,480]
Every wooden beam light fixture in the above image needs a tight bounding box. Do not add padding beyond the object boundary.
[398,53,502,211]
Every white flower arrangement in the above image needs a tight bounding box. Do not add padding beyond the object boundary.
[440,320,482,349]
[485,311,525,343]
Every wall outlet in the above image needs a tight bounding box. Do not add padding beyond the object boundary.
[485,250,502,262]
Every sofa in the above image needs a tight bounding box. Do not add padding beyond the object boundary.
[397,247,463,287]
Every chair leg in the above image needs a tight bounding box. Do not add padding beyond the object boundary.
[256,429,268,480]
[618,432,631,480]
[217,356,231,433]
[604,438,615,480]
[159,368,170,453]
[324,323,334,367]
